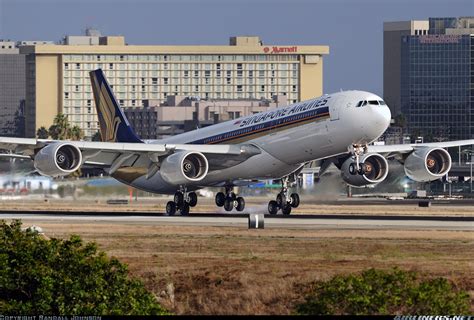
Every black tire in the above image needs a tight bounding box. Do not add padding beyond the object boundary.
[224,198,234,212]
[236,197,245,211]
[276,193,284,207]
[358,163,367,175]
[215,192,226,207]
[166,201,176,216]
[290,193,300,208]
[174,192,184,207]
[349,163,357,175]
[281,203,292,215]
[188,192,198,207]
[268,200,278,215]
[180,202,190,216]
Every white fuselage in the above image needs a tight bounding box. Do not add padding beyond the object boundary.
[113,90,391,194]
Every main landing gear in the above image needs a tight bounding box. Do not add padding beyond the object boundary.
[268,177,300,215]
[166,188,198,216]
[215,186,245,212]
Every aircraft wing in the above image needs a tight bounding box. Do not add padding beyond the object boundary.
[367,139,474,158]
[0,137,261,172]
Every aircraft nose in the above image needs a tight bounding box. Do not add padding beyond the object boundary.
[371,105,391,136]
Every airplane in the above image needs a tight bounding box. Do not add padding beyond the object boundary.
[0,69,472,215]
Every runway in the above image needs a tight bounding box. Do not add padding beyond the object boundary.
[2,212,473,231]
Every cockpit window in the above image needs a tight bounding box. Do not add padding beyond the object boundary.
[356,100,371,107]
[357,100,386,107]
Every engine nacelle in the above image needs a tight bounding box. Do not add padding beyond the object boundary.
[404,147,451,182]
[34,143,83,177]
[160,151,209,185]
[341,153,389,187]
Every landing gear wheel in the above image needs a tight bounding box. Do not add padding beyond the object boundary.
[180,202,190,216]
[268,200,279,215]
[166,201,176,216]
[188,192,198,207]
[290,193,300,208]
[349,163,357,175]
[174,192,184,207]
[215,192,226,207]
[276,193,284,207]
[281,203,292,215]
[224,198,234,212]
[236,197,245,212]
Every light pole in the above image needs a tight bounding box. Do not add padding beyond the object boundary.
[458,145,461,165]
[471,154,473,193]
[461,148,473,193]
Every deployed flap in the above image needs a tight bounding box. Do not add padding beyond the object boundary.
[0,137,261,171]
[368,139,474,157]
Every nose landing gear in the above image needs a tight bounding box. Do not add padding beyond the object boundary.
[215,186,245,212]
[348,144,369,176]
[166,187,198,216]
[268,177,300,215]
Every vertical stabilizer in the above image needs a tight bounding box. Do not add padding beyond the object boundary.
[89,69,142,143]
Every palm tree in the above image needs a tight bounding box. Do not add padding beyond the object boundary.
[91,131,102,142]
[36,126,49,139]
[48,113,70,140]
[69,125,84,141]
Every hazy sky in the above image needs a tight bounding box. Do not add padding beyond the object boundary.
[0,0,472,96]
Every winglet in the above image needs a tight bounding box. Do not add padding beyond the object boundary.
[89,69,142,143]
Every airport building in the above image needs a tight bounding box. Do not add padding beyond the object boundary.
[0,40,26,137]
[384,17,474,141]
[124,94,287,140]
[19,33,329,139]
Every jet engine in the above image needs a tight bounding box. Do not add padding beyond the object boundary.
[160,151,209,185]
[404,147,451,182]
[34,142,83,177]
[341,153,389,187]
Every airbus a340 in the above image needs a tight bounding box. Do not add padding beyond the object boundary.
[1,69,472,215]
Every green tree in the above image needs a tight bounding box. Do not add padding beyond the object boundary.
[91,131,102,142]
[393,113,406,128]
[0,220,168,315]
[36,126,49,139]
[295,268,469,315]
[48,113,70,140]
[69,125,84,141]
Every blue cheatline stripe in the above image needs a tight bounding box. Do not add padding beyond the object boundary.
[190,106,330,145]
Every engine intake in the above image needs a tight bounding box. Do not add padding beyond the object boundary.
[404,147,451,182]
[160,151,208,185]
[341,153,389,187]
[34,143,82,177]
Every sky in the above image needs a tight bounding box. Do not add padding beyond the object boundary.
[0,0,472,96]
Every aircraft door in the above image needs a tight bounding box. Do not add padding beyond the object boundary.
[329,96,343,121]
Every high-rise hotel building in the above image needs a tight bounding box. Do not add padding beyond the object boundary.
[19,35,329,139]
[384,17,474,141]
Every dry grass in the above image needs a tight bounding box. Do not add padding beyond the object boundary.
[26,222,474,315]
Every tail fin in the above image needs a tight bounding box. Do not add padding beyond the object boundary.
[89,69,142,143]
